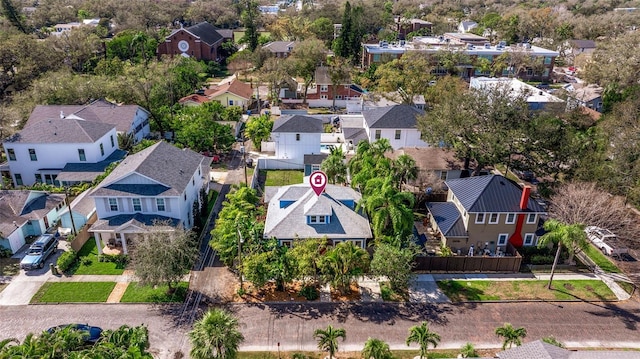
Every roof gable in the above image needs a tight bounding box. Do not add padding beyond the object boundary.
[185,22,223,46]
[445,175,546,213]
[5,118,114,144]
[272,115,323,133]
[363,105,424,129]
[208,79,253,100]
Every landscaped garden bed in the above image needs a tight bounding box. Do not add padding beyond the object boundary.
[120,282,188,303]
[330,283,361,302]
[237,281,317,303]
[31,282,116,303]
[437,279,616,302]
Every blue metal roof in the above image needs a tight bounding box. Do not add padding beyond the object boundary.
[445,174,546,213]
[427,202,467,237]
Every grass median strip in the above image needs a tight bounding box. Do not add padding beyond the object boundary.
[581,244,621,273]
[437,279,616,302]
[120,282,188,303]
[31,282,116,303]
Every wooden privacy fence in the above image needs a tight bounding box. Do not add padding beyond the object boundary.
[69,212,97,252]
[413,254,522,273]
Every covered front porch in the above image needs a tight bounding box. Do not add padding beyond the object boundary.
[90,213,181,255]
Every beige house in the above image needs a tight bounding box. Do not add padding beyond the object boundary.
[427,175,546,256]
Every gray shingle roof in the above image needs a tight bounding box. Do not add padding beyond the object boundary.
[91,141,210,197]
[57,149,127,183]
[496,340,640,359]
[185,22,223,46]
[263,184,372,240]
[25,100,147,133]
[0,190,65,237]
[58,189,96,217]
[304,154,328,165]
[272,115,323,133]
[427,202,467,237]
[571,39,596,49]
[445,175,546,213]
[262,41,297,53]
[91,213,180,231]
[363,105,424,129]
[4,118,114,144]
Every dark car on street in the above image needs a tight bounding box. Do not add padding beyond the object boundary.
[46,324,103,343]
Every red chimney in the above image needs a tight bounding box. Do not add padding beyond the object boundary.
[520,186,531,210]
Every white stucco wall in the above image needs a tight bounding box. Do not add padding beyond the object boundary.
[129,108,151,143]
[366,128,428,149]
[273,132,321,165]
[4,128,119,186]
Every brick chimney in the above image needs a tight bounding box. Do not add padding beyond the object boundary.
[520,186,531,210]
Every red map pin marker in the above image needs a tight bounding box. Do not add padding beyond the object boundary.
[310,171,328,196]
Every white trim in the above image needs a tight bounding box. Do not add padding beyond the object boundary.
[526,213,537,224]
[475,213,485,224]
[497,233,508,246]
[524,233,535,246]
[505,213,516,224]
[489,213,499,224]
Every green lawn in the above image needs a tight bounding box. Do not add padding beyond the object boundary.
[71,239,126,275]
[204,190,219,218]
[120,282,188,303]
[581,244,621,273]
[437,279,616,302]
[31,282,115,303]
[264,170,304,186]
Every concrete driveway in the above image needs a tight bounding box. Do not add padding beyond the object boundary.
[408,274,450,303]
[0,240,68,305]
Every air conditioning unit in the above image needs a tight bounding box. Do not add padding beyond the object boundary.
[498,40,507,47]
[484,42,491,49]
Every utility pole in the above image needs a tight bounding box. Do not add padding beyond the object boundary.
[242,141,248,185]
[65,186,77,235]
[236,227,244,292]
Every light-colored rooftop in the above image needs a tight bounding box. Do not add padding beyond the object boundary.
[470,77,564,104]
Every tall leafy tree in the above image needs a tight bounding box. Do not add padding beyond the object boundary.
[537,219,587,289]
[241,0,260,52]
[130,222,199,293]
[288,237,327,285]
[321,146,347,184]
[1,0,29,33]
[290,39,328,104]
[244,114,273,149]
[362,338,393,359]
[358,176,415,239]
[314,325,346,359]
[320,241,369,294]
[375,52,434,105]
[392,154,418,189]
[495,323,527,350]
[332,1,352,59]
[189,309,245,359]
[328,56,351,110]
[370,242,418,292]
[406,322,441,359]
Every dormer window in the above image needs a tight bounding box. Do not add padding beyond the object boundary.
[309,215,327,224]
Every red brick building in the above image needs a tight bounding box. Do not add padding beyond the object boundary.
[157,22,230,61]
[305,67,364,102]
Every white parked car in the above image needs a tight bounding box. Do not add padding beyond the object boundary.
[584,226,628,257]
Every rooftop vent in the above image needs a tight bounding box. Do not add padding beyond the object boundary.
[484,42,491,49]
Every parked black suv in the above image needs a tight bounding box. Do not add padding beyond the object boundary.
[20,234,58,270]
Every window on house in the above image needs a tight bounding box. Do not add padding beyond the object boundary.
[7,149,15,161]
[184,193,187,201]
[229,100,234,106]
[78,149,86,161]
[475,213,485,224]
[281,240,292,248]
[296,134,300,141]
[526,68,533,76]
[100,143,104,156]
[544,56,552,65]
[395,130,401,140]
[192,178,195,186]
[524,233,535,246]
[527,213,536,224]
[506,213,516,224]
[497,233,509,246]
[543,68,550,77]
[14,174,23,186]
[489,213,499,224]
[440,171,447,181]
[344,85,350,89]
[353,240,364,248]
[373,54,381,62]
[35,174,42,183]
[309,216,317,223]
[335,95,342,100]
[110,135,115,148]
[375,130,381,140]
[132,198,142,212]
[311,164,321,171]
[108,198,118,211]
[320,95,328,100]
[44,174,56,185]
[156,198,166,211]
[320,85,328,92]
[318,216,326,223]
[28,149,37,161]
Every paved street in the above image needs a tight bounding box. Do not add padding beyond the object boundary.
[1,300,639,358]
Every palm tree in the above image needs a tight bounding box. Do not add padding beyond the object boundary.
[362,338,393,359]
[322,146,348,184]
[314,325,346,359]
[392,154,418,189]
[459,342,478,358]
[406,322,440,359]
[117,132,136,152]
[495,323,527,350]
[357,176,415,238]
[189,308,245,359]
[320,241,369,294]
[537,219,587,289]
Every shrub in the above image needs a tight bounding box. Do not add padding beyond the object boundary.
[298,285,319,301]
[380,283,393,301]
[0,247,12,258]
[65,233,76,242]
[531,255,556,265]
[98,254,129,267]
[57,250,78,272]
